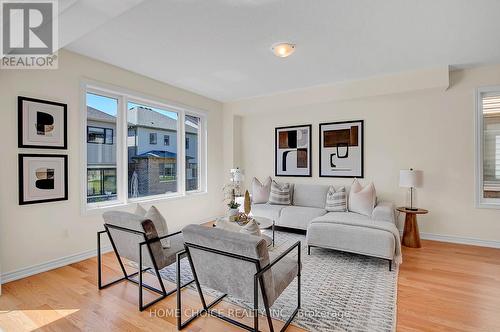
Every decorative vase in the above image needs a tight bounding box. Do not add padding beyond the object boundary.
[244,190,251,215]
[227,208,239,217]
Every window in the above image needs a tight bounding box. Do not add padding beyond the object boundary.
[87,168,117,202]
[83,83,206,210]
[185,115,200,191]
[159,162,176,182]
[87,126,113,144]
[86,93,117,204]
[149,133,157,144]
[476,87,500,208]
[128,101,178,199]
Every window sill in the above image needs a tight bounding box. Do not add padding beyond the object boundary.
[475,201,500,209]
[83,190,208,216]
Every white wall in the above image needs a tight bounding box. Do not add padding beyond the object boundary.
[225,64,500,244]
[0,50,225,278]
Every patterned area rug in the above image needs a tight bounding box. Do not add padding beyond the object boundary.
[157,229,398,332]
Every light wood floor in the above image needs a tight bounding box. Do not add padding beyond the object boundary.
[1,239,499,331]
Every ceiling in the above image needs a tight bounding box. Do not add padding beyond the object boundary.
[65,0,500,102]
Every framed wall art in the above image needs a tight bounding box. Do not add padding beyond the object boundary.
[275,124,312,177]
[19,154,68,205]
[18,96,67,149]
[319,120,364,178]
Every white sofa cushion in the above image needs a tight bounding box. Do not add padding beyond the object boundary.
[252,177,272,204]
[313,211,372,224]
[251,203,285,221]
[293,183,330,208]
[278,206,327,230]
[348,179,376,216]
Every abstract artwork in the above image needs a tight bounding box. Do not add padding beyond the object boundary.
[18,96,67,149]
[275,125,312,177]
[319,120,364,178]
[19,154,68,205]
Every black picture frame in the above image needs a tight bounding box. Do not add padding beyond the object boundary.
[275,124,312,177]
[19,154,68,205]
[319,120,364,178]
[18,96,68,149]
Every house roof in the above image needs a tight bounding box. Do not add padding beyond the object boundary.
[133,150,194,160]
[87,106,116,123]
[87,106,198,133]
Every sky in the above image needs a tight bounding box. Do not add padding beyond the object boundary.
[86,92,178,120]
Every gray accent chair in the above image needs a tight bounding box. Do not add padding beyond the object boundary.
[177,224,301,332]
[97,211,193,311]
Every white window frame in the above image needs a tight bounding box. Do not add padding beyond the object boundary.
[475,86,500,209]
[81,80,207,213]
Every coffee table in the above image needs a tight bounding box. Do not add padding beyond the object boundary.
[214,216,275,247]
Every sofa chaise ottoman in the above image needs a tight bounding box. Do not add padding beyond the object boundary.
[306,201,401,270]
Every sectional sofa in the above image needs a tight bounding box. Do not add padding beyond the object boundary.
[251,183,401,270]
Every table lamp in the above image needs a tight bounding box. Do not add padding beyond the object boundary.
[399,168,423,211]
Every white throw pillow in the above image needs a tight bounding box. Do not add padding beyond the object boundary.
[252,177,272,204]
[268,181,291,205]
[325,186,347,212]
[136,204,170,248]
[240,219,261,237]
[348,179,376,217]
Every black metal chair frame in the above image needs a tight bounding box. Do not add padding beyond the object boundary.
[177,240,301,332]
[97,224,194,311]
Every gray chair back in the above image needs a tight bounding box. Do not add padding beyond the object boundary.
[182,224,275,305]
[103,211,166,269]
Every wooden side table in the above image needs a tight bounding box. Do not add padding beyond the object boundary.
[397,207,428,248]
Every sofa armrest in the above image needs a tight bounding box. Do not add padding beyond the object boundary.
[372,201,396,224]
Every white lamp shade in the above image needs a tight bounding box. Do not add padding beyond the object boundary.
[399,169,423,188]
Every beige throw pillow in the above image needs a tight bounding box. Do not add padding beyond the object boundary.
[136,204,170,248]
[268,181,291,205]
[240,219,262,237]
[325,186,347,212]
[348,179,376,217]
[252,177,272,204]
[135,203,147,217]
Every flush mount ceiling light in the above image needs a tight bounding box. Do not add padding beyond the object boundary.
[271,42,296,58]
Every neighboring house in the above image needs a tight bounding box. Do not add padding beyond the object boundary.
[87,106,198,203]
[87,107,118,202]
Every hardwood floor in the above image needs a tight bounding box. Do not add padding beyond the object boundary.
[1,239,499,331]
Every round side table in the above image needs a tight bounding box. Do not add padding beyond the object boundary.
[397,207,428,248]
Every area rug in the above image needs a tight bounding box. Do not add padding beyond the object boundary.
[157,229,398,332]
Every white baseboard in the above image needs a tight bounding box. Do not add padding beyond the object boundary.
[1,245,113,285]
[419,232,500,248]
[398,229,500,248]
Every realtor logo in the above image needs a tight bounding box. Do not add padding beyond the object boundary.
[1,0,58,69]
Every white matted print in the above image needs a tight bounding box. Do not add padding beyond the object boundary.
[19,154,68,205]
[18,96,67,149]
[275,125,312,177]
[319,120,364,178]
